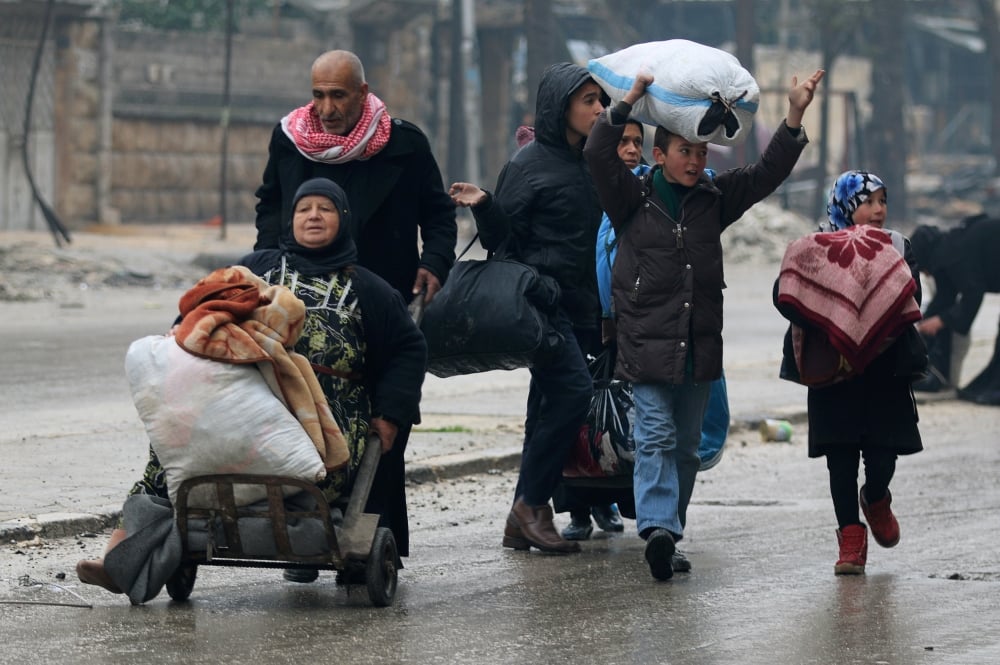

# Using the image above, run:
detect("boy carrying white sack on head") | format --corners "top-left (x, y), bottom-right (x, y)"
top-left (583, 68), bottom-right (824, 581)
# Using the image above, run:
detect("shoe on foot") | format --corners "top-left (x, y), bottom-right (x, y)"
top-left (860, 485), bottom-right (900, 548)
top-left (644, 529), bottom-right (676, 581)
top-left (561, 515), bottom-right (594, 541)
top-left (509, 497), bottom-right (581, 553)
top-left (591, 504), bottom-right (625, 532)
top-left (283, 568), bottom-right (319, 583)
top-left (834, 524), bottom-right (868, 575)
top-left (502, 512), bottom-right (531, 551)
top-left (76, 559), bottom-right (123, 594)
top-left (672, 550), bottom-right (692, 573)
top-left (912, 369), bottom-right (948, 393)
top-left (335, 562), bottom-right (366, 586)
top-left (971, 389), bottom-right (1000, 406)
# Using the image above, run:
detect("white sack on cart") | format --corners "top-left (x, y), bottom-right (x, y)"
top-left (125, 334), bottom-right (327, 508)
top-left (588, 39), bottom-right (759, 146)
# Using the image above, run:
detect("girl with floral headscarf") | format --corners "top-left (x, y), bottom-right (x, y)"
top-left (825, 170), bottom-right (887, 231)
top-left (774, 169), bottom-right (927, 576)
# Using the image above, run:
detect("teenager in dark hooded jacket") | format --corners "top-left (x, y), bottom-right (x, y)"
top-left (449, 63), bottom-right (607, 554)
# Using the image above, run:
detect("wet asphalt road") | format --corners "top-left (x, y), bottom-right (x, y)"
top-left (2, 397), bottom-right (999, 665)
top-left (2, 257), bottom-right (1000, 664)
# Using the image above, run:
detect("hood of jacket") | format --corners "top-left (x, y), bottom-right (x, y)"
top-left (533, 62), bottom-right (603, 150)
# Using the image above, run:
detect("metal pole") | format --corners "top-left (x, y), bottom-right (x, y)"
top-left (219, 0), bottom-right (234, 240)
top-left (97, 6), bottom-right (115, 224)
top-left (460, 0), bottom-right (480, 186)
top-left (447, 0), bottom-right (466, 181)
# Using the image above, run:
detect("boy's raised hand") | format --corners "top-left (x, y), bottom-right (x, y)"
top-left (623, 72), bottom-right (654, 106)
top-left (786, 69), bottom-right (825, 128)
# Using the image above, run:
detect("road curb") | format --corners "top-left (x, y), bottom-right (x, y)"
top-left (1, 510), bottom-right (121, 543)
top-left (0, 413), bottom-right (805, 544)
top-left (0, 453), bottom-right (525, 544)
top-left (406, 451), bottom-right (522, 485)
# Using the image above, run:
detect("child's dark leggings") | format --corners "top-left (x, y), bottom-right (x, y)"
top-left (825, 448), bottom-right (897, 529)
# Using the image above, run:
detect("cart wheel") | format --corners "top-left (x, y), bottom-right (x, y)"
top-left (365, 527), bottom-right (398, 607)
top-left (166, 564), bottom-right (198, 602)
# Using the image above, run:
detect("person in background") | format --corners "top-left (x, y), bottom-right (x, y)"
top-left (253, 51), bottom-right (456, 573)
top-left (910, 215), bottom-right (1000, 405)
top-left (584, 69), bottom-right (824, 581)
top-left (449, 62), bottom-right (607, 554)
top-left (775, 170), bottom-right (926, 575)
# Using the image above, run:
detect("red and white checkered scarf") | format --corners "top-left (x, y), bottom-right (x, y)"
top-left (281, 93), bottom-right (392, 164)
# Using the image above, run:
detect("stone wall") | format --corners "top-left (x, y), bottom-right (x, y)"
top-left (110, 119), bottom-right (269, 224)
top-left (56, 9), bottom-right (445, 227)
top-left (55, 16), bottom-right (105, 224)
top-left (105, 28), bottom-right (316, 225)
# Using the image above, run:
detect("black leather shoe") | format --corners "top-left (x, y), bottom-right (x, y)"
top-left (591, 504), bottom-right (625, 532)
top-left (283, 568), bottom-right (319, 583)
top-left (644, 529), bottom-right (675, 581)
top-left (913, 370), bottom-right (947, 392)
top-left (969, 390), bottom-right (1000, 406)
top-left (561, 516), bottom-right (594, 541)
top-left (672, 550), bottom-right (692, 573)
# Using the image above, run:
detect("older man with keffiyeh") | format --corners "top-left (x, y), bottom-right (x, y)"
top-left (254, 50), bottom-right (457, 306)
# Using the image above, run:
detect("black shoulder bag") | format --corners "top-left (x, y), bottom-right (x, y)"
top-left (421, 235), bottom-right (563, 378)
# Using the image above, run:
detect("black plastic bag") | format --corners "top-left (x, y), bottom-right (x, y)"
top-left (563, 349), bottom-right (635, 482)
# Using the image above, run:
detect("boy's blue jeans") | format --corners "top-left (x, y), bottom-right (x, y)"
top-left (632, 381), bottom-right (711, 539)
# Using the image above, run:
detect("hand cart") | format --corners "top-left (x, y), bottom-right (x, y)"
top-left (165, 433), bottom-right (397, 607)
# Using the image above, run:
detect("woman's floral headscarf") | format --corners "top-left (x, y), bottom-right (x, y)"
top-left (826, 170), bottom-right (886, 230)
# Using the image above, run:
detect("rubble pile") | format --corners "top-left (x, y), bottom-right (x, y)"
top-left (721, 200), bottom-right (815, 265)
top-left (0, 239), bottom-right (197, 302)
top-left (2, 192), bottom-right (948, 304)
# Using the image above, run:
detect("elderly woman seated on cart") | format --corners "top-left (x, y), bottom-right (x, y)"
top-left (76, 178), bottom-right (427, 603)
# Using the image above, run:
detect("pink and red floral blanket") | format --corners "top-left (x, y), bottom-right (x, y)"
top-left (777, 225), bottom-right (921, 373)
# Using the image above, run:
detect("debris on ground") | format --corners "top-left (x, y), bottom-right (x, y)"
top-left (0, 224), bottom-right (254, 303)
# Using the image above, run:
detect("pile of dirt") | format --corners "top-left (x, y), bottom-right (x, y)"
top-left (0, 241), bottom-right (196, 302)
top-left (0, 224), bottom-right (254, 303)
top-left (721, 200), bottom-right (815, 265)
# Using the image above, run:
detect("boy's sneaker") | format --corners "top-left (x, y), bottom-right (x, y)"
top-left (834, 524), bottom-right (868, 575)
top-left (644, 529), bottom-right (676, 581)
top-left (860, 485), bottom-right (900, 548)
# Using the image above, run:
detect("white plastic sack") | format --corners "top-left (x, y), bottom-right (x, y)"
top-left (588, 39), bottom-right (759, 146)
top-left (124, 335), bottom-right (326, 509)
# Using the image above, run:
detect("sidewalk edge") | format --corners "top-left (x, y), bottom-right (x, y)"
top-left (1, 412), bottom-right (807, 542)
